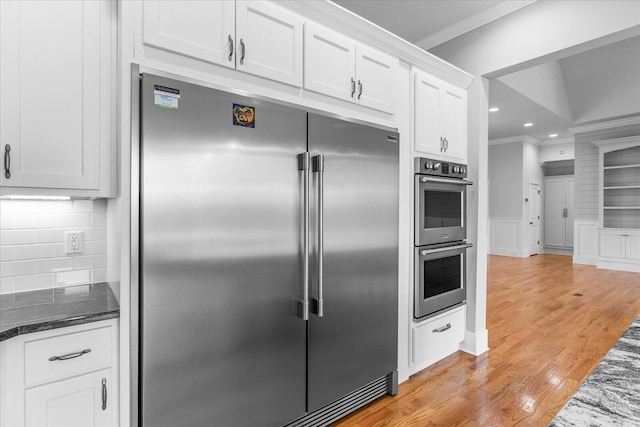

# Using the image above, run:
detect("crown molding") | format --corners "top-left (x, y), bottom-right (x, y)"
top-left (415, 1), bottom-right (538, 51)
top-left (568, 116), bottom-right (640, 134)
top-left (539, 136), bottom-right (574, 146)
top-left (280, 0), bottom-right (474, 88)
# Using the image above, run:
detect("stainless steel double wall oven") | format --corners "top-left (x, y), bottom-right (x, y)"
top-left (414, 157), bottom-right (472, 320)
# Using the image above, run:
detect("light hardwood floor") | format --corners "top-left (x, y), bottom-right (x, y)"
top-left (333, 254), bottom-right (640, 426)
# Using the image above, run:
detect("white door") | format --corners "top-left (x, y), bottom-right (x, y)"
top-left (304, 22), bottom-right (355, 101)
top-left (544, 179), bottom-right (566, 247)
top-left (0, 0), bottom-right (102, 190)
top-left (626, 235), bottom-right (640, 260)
top-left (600, 231), bottom-right (626, 258)
top-left (414, 71), bottom-right (442, 155)
top-left (528, 183), bottom-right (541, 255)
top-left (440, 84), bottom-right (467, 162)
top-left (354, 44), bottom-right (397, 113)
top-left (235, 1), bottom-right (303, 87)
top-left (142, 0), bottom-right (235, 67)
top-left (25, 369), bottom-right (112, 427)
top-left (565, 179), bottom-right (575, 247)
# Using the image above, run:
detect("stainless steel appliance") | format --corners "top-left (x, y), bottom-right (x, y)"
top-left (414, 157), bottom-right (472, 320)
top-left (133, 73), bottom-right (399, 427)
top-left (414, 157), bottom-right (470, 246)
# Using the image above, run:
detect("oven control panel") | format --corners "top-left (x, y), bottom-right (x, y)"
top-left (415, 157), bottom-right (467, 179)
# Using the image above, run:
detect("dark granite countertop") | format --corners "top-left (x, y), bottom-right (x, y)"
top-left (0, 282), bottom-right (119, 342)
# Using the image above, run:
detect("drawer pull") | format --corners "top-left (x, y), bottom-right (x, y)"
top-left (48, 348), bottom-right (91, 361)
top-left (102, 378), bottom-right (108, 410)
top-left (433, 323), bottom-right (452, 333)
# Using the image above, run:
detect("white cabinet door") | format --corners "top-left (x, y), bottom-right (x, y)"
top-left (25, 368), bottom-right (112, 427)
top-left (414, 70), bottom-right (467, 162)
top-left (414, 71), bottom-right (442, 155)
top-left (627, 234), bottom-right (640, 260)
top-left (544, 179), bottom-right (567, 247)
top-left (304, 22), bottom-right (356, 102)
top-left (565, 179), bottom-right (575, 247)
top-left (236, 1), bottom-right (303, 87)
top-left (354, 44), bottom-right (397, 112)
top-left (441, 84), bottom-right (467, 162)
top-left (0, 0), bottom-right (108, 190)
top-left (600, 231), bottom-right (626, 258)
top-left (142, 0), bottom-right (235, 68)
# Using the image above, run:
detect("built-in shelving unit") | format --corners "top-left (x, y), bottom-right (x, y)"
top-left (593, 136), bottom-right (640, 272)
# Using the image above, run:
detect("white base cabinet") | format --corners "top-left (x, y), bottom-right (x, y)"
top-left (411, 306), bottom-right (465, 373)
top-left (0, 320), bottom-right (118, 427)
top-left (544, 177), bottom-right (575, 248)
top-left (598, 228), bottom-right (640, 272)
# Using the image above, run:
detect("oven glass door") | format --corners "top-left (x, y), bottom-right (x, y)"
top-left (415, 244), bottom-right (468, 320)
top-left (415, 176), bottom-right (468, 246)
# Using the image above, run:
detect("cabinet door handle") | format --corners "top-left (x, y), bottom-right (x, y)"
top-left (239, 38), bottom-right (245, 65)
top-left (357, 80), bottom-right (363, 99)
top-left (102, 378), bottom-right (107, 410)
top-left (48, 348), bottom-right (91, 361)
top-left (4, 144), bottom-right (10, 179)
top-left (351, 78), bottom-right (356, 98)
top-left (443, 138), bottom-right (449, 152)
top-left (440, 137), bottom-right (444, 152)
top-left (228, 34), bottom-right (233, 61)
top-left (433, 323), bottom-right (452, 333)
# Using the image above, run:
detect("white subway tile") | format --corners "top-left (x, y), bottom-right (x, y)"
top-left (0, 277), bottom-right (15, 294)
top-left (1, 230), bottom-right (36, 245)
top-left (55, 213), bottom-right (90, 228)
top-left (54, 244), bottom-right (67, 257)
top-left (14, 273), bottom-right (54, 292)
top-left (92, 268), bottom-right (107, 283)
top-left (72, 200), bottom-right (94, 213)
top-left (0, 246), bottom-right (15, 262)
top-left (34, 258), bottom-right (73, 274)
top-left (79, 227), bottom-right (107, 242)
top-left (15, 244), bottom-right (56, 261)
top-left (0, 262), bottom-right (15, 278)
top-left (73, 254), bottom-right (107, 270)
top-left (36, 229), bottom-right (65, 243)
top-left (56, 269), bottom-right (91, 286)
top-left (91, 241), bottom-right (107, 255)
top-left (0, 214), bottom-right (15, 230)
top-left (0, 200), bottom-right (72, 213)
top-left (11, 260), bottom-right (35, 276)
top-left (14, 213), bottom-right (55, 229)
top-left (90, 213), bottom-right (107, 227)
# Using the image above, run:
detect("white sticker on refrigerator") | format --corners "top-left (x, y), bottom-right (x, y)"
top-left (154, 85), bottom-right (180, 110)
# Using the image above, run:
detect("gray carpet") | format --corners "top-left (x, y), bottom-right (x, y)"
top-left (549, 315), bottom-right (640, 426)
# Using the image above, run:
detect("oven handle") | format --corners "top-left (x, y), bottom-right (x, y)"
top-left (420, 243), bottom-right (473, 256)
top-left (419, 176), bottom-right (473, 186)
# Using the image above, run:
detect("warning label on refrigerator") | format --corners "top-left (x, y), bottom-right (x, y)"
top-left (233, 104), bottom-right (255, 128)
top-left (154, 85), bottom-right (180, 110)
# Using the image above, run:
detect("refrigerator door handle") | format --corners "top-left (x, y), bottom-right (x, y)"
top-left (312, 154), bottom-right (325, 317)
top-left (298, 153), bottom-right (310, 320)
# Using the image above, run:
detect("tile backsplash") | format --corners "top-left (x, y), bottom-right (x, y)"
top-left (0, 199), bottom-right (107, 294)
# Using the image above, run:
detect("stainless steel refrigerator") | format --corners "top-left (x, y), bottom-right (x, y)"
top-left (136, 73), bottom-right (399, 427)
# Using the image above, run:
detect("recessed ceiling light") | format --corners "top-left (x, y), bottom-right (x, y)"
top-left (549, 133), bottom-right (558, 138)
top-left (523, 122), bottom-right (533, 127)
top-left (489, 107), bottom-right (499, 112)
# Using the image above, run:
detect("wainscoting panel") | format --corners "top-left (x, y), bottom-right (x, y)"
top-left (490, 219), bottom-right (525, 257)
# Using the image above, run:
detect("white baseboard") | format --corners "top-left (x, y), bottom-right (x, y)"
top-left (574, 255), bottom-right (597, 265)
top-left (597, 259), bottom-right (640, 273)
top-left (542, 246), bottom-right (573, 256)
top-left (460, 329), bottom-right (489, 356)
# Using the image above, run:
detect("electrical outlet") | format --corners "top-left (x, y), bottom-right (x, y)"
top-left (65, 231), bottom-right (84, 254)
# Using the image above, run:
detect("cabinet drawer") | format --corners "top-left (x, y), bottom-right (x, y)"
top-left (412, 307), bottom-right (465, 364)
top-left (24, 325), bottom-right (112, 386)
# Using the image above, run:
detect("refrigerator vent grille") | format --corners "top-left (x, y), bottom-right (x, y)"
top-left (286, 375), bottom-right (390, 427)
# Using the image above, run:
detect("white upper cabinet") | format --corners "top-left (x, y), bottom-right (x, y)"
top-left (142, 0), bottom-right (235, 69)
top-left (0, 0), bottom-right (115, 195)
top-left (141, 0), bottom-right (304, 87)
top-left (304, 23), bottom-right (398, 113)
top-left (414, 69), bottom-right (467, 162)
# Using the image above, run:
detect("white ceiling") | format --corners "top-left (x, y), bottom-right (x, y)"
top-left (332, 0), bottom-right (640, 143)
